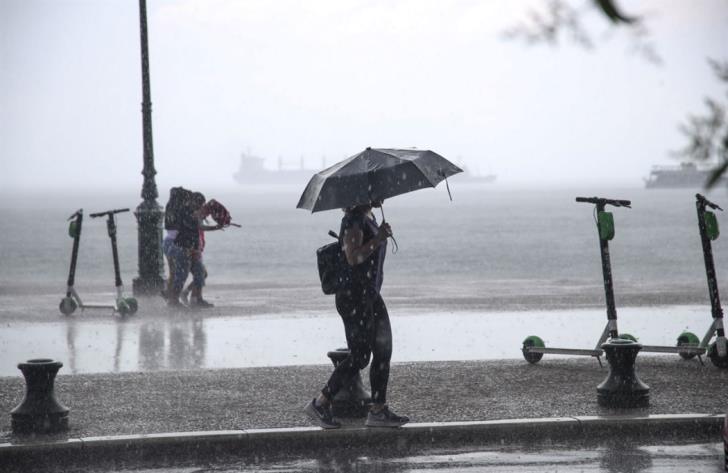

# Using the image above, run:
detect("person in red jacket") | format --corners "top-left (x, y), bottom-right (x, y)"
top-left (181, 198), bottom-right (232, 308)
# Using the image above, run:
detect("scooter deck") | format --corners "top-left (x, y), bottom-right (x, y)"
top-left (640, 345), bottom-right (706, 355)
top-left (525, 347), bottom-right (603, 357)
top-left (81, 304), bottom-right (116, 310)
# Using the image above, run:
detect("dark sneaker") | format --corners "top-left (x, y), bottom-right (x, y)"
top-left (365, 405), bottom-right (409, 428)
top-left (191, 299), bottom-right (214, 309)
top-left (304, 399), bottom-right (340, 429)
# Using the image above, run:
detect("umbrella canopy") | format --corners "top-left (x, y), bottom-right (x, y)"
top-left (296, 148), bottom-right (462, 212)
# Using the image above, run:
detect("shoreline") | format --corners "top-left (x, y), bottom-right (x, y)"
top-left (0, 279), bottom-right (711, 323)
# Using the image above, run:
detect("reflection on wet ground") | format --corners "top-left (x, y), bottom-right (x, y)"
top-left (0, 305), bottom-right (712, 376)
top-left (82, 441), bottom-right (723, 473)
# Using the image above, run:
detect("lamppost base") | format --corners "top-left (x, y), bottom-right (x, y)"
top-left (133, 199), bottom-right (164, 297)
top-left (132, 276), bottom-right (165, 296)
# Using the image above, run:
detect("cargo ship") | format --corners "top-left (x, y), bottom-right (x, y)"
top-left (644, 162), bottom-right (726, 189)
top-left (233, 152), bottom-right (317, 186)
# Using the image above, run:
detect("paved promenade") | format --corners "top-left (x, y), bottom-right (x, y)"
top-left (0, 355), bottom-right (725, 471)
top-left (1, 356), bottom-right (726, 437)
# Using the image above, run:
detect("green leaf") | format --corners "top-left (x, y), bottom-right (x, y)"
top-left (595, 0), bottom-right (638, 24)
top-left (705, 160), bottom-right (728, 189)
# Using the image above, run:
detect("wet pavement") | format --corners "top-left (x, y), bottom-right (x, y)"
top-left (100, 441), bottom-right (724, 473)
top-left (0, 300), bottom-right (715, 376)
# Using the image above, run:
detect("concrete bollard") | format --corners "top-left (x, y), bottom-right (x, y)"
top-left (11, 359), bottom-right (69, 434)
top-left (597, 338), bottom-right (650, 408)
top-left (327, 348), bottom-right (371, 418)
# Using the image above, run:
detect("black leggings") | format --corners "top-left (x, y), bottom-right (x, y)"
top-left (322, 291), bottom-right (392, 404)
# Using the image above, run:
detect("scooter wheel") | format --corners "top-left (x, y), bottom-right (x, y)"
top-left (618, 333), bottom-right (638, 342)
top-left (125, 297), bottom-right (138, 315)
top-left (116, 299), bottom-right (131, 317)
top-left (59, 297), bottom-right (77, 316)
top-left (522, 336), bottom-right (545, 364)
top-left (708, 341), bottom-right (728, 369)
top-left (676, 331), bottom-right (699, 360)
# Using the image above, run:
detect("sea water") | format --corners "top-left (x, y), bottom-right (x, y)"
top-left (1, 185), bottom-right (726, 301)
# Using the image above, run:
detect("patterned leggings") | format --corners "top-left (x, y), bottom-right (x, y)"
top-left (322, 291), bottom-right (392, 404)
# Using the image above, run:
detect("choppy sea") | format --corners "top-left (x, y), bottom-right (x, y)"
top-left (1, 184), bottom-right (726, 302)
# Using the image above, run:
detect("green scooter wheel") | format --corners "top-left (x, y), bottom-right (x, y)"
top-left (676, 331), bottom-right (699, 360)
top-left (708, 341), bottom-right (728, 369)
top-left (125, 297), bottom-right (138, 315)
top-left (59, 297), bottom-right (77, 316)
top-left (116, 299), bottom-right (131, 317)
top-left (618, 333), bottom-right (637, 342)
top-left (522, 336), bottom-right (545, 364)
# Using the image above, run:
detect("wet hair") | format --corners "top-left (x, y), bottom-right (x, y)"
top-left (345, 204), bottom-right (370, 215)
top-left (165, 186), bottom-right (194, 229)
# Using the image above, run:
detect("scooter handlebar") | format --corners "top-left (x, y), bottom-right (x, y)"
top-left (575, 197), bottom-right (631, 208)
top-left (696, 193), bottom-right (723, 211)
top-left (67, 209), bottom-right (83, 221)
top-left (90, 208), bottom-right (130, 218)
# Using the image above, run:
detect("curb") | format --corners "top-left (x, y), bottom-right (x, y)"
top-left (0, 414), bottom-right (723, 471)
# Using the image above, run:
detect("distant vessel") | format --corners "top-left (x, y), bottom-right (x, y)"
top-left (644, 162), bottom-right (727, 189)
top-left (450, 165), bottom-right (497, 185)
top-left (233, 151), bottom-right (317, 186)
top-left (233, 151), bottom-right (497, 186)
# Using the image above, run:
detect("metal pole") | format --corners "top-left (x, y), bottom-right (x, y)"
top-left (132, 0), bottom-right (164, 295)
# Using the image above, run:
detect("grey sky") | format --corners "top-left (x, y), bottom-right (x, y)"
top-left (2, 0), bottom-right (727, 192)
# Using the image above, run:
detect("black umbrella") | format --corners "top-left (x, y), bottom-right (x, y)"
top-left (296, 148), bottom-right (462, 213)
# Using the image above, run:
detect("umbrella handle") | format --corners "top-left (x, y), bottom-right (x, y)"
top-left (378, 205), bottom-right (398, 254)
top-left (389, 234), bottom-right (399, 254)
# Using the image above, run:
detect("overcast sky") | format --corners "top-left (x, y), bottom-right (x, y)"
top-left (2, 0), bottom-right (727, 192)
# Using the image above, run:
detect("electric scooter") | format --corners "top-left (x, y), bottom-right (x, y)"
top-left (59, 209), bottom-right (86, 315)
top-left (637, 194), bottom-right (727, 367)
top-left (59, 208), bottom-right (138, 317)
top-left (90, 208), bottom-right (138, 317)
top-left (522, 196), bottom-right (635, 365)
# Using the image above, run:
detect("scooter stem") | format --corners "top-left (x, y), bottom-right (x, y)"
top-left (66, 210), bottom-right (83, 291)
top-left (596, 202), bottom-right (618, 337)
top-left (696, 195), bottom-right (724, 321)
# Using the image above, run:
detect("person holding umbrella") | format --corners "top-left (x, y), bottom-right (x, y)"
top-left (304, 199), bottom-right (408, 429)
top-left (299, 147), bottom-right (462, 429)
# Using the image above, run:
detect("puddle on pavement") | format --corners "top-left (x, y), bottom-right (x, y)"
top-left (0, 305), bottom-right (712, 376)
top-left (73, 441), bottom-right (724, 473)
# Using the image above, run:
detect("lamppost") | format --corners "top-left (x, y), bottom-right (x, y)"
top-left (132, 0), bottom-right (164, 296)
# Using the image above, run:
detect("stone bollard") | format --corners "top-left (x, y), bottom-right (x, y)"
top-left (597, 338), bottom-right (650, 408)
top-left (11, 359), bottom-right (70, 434)
top-left (327, 348), bottom-right (371, 418)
